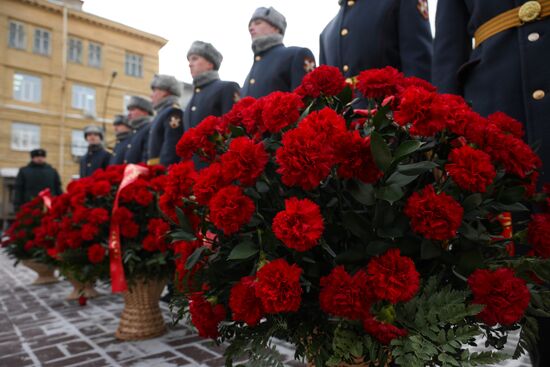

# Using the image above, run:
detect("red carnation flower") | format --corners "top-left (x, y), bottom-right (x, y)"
top-left (528, 213), bottom-right (550, 258)
top-left (260, 92), bottom-right (304, 133)
top-left (319, 266), bottom-right (372, 320)
top-left (159, 161), bottom-right (197, 221)
top-left (295, 65), bottom-right (347, 98)
top-left (398, 76), bottom-right (437, 93)
top-left (336, 132), bottom-right (383, 184)
top-left (81, 223), bottom-right (99, 241)
top-left (194, 163), bottom-right (229, 206)
top-left (113, 207), bottom-right (139, 238)
top-left (208, 185), bottom-right (255, 235)
top-left (221, 137), bottom-right (269, 186)
top-left (488, 111), bottom-right (525, 138)
top-left (176, 116), bottom-right (221, 161)
top-left (404, 185), bottom-right (464, 241)
top-left (276, 108), bottom-right (346, 190)
top-left (362, 316), bottom-right (408, 345)
top-left (467, 268), bottom-right (530, 326)
top-left (272, 197), bottom-right (324, 252)
top-left (356, 66), bottom-right (404, 100)
top-left (174, 239), bottom-right (204, 289)
top-left (394, 86), bottom-right (449, 136)
top-left (90, 180), bottom-right (112, 197)
top-left (189, 293), bottom-right (226, 339)
top-left (221, 97), bottom-right (262, 137)
top-left (87, 243), bottom-right (105, 264)
top-left (255, 259), bottom-right (303, 313)
top-left (366, 249), bottom-right (420, 304)
top-left (445, 145), bottom-right (496, 193)
top-left (229, 276), bottom-right (264, 326)
top-left (143, 218), bottom-right (170, 252)
top-left (89, 208), bottom-right (109, 224)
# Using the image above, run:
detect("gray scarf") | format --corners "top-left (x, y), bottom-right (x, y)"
top-left (129, 116), bottom-right (151, 130)
top-left (193, 70), bottom-right (220, 87)
top-left (154, 95), bottom-right (180, 111)
top-left (252, 34), bottom-right (284, 54)
top-left (116, 130), bottom-right (131, 141)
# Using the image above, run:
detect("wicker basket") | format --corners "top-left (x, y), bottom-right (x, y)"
top-left (66, 277), bottom-right (100, 300)
top-left (115, 278), bottom-right (167, 340)
top-left (21, 260), bottom-right (58, 285)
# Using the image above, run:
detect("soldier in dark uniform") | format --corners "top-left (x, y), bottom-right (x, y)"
top-left (433, 2), bottom-right (550, 365)
top-left (14, 149), bottom-right (62, 211)
top-left (124, 96), bottom-right (154, 164)
top-left (185, 41), bottom-right (240, 135)
top-left (320, 0), bottom-right (433, 82)
top-left (79, 125), bottom-right (111, 178)
top-left (147, 74), bottom-right (183, 166)
top-left (242, 6), bottom-right (316, 98)
top-left (109, 114), bottom-right (132, 165)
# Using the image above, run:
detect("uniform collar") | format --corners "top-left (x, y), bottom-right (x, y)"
top-left (88, 144), bottom-right (103, 152)
top-left (193, 70), bottom-right (220, 88)
top-left (252, 34), bottom-right (284, 55)
top-left (116, 130), bottom-right (131, 141)
top-left (154, 95), bottom-right (179, 111)
top-left (129, 115), bottom-right (151, 130)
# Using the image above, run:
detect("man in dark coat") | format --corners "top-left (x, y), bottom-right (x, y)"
top-left (14, 149), bottom-right (62, 211)
top-left (147, 74), bottom-right (184, 166)
top-left (79, 125), bottom-right (111, 177)
top-left (109, 114), bottom-right (132, 165)
top-left (185, 41), bottom-right (240, 161)
top-left (433, 2), bottom-right (550, 365)
top-left (433, 0), bottom-right (549, 184)
top-left (242, 6), bottom-right (316, 98)
top-left (124, 96), bottom-right (154, 164)
top-left (319, 0), bottom-right (432, 82)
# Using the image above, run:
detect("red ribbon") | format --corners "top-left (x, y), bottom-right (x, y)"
top-left (38, 188), bottom-right (52, 209)
top-left (497, 212), bottom-right (515, 257)
top-left (109, 164), bottom-right (149, 293)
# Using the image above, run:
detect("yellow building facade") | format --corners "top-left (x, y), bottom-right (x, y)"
top-left (0, 0), bottom-right (166, 223)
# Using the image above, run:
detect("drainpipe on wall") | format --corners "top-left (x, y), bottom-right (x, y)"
top-left (59, 5), bottom-right (68, 179)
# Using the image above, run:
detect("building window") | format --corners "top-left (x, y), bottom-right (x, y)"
top-left (33, 28), bottom-right (51, 55)
top-left (123, 95), bottom-right (132, 110)
top-left (125, 52), bottom-right (143, 77)
top-left (71, 84), bottom-right (96, 115)
top-left (8, 21), bottom-right (26, 50)
top-left (13, 73), bottom-right (42, 103)
top-left (71, 130), bottom-right (88, 156)
top-left (11, 123), bottom-right (40, 152)
top-left (68, 37), bottom-right (83, 63)
top-left (88, 42), bottom-right (101, 68)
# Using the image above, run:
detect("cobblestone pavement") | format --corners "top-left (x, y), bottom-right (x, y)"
top-left (0, 252), bottom-right (532, 367)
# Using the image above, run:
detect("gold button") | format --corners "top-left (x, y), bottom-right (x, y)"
top-left (345, 77), bottom-right (353, 84)
top-left (191, 106), bottom-right (197, 111)
top-left (343, 65), bottom-right (349, 72)
top-left (347, 0), bottom-right (355, 6)
top-left (195, 87), bottom-right (201, 93)
top-left (519, 1), bottom-right (542, 23)
top-left (250, 78), bottom-right (256, 85)
top-left (340, 28), bottom-right (349, 36)
top-left (532, 89), bottom-right (545, 100)
top-left (528, 32), bottom-right (540, 41)
top-left (127, 144), bottom-right (131, 148)
top-left (87, 163), bottom-right (91, 167)
top-left (255, 55), bottom-right (261, 61)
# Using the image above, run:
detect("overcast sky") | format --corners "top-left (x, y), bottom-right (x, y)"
top-left (82, 0), bottom-right (438, 85)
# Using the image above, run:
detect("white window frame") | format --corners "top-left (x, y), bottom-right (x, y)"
top-left (71, 84), bottom-right (96, 116)
top-left (71, 129), bottom-right (88, 156)
top-left (123, 95), bottom-right (132, 111)
top-left (11, 123), bottom-right (41, 152)
top-left (13, 72), bottom-right (42, 103)
top-left (68, 37), bottom-right (83, 63)
top-left (88, 42), bottom-right (102, 68)
top-left (8, 21), bottom-right (26, 50)
top-left (125, 52), bottom-right (143, 78)
top-left (33, 28), bottom-right (51, 55)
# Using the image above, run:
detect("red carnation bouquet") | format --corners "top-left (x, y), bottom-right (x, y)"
top-left (167, 65), bottom-right (549, 366)
top-left (2, 196), bottom-right (54, 265)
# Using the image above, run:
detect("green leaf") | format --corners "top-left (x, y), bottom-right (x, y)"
top-left (386, 172), bottom-right (418, 187)
top-left (229, 124), bottom-right (246, 137)
top-left (170, 230), bottom-right (197, 242)
top-left (337, 85), bottom-right (353, 106)
top-left (372, 105), bottom-right (391, 130)
top-left (365, 241), bottom-right (391, 256)
top-left (376, 184), bottom-right (404, 204)
top-left (342, 211), bottom-right (372, 239)
top-left (255, 180), bottom-right (270, 193)
top-left (227, 241), bottom-right (258, 260)
top-left (185, 246), bottom-right (207, 270)
top-left (421, 239), bottom-right (442, 259)
top-left (499, 186), bottom-right (526, 204)
top-left (370, 131), bottom-right (392, 172)
top-left (321, 241), bottom-right (337, 258)
top-left (394, 140), bottom-right (423, 161)
top-left (489, 202), bottom-right (529, 212)
top-left (347, 180), bottom-right (375, 206)
top-left (397, 161), bottom-right (438, 176)
top-left (175, 207), bottom-right (194, 234)
top-left (463, 193), bottom-right (483, 212)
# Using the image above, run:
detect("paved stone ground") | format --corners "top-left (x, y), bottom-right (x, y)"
top-left (0, 251), bottom-right (532, 367)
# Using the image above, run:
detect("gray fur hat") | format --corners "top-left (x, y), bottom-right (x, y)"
top-left (83, 125), bottom-right (104, 140)
top-left (250, 7), bottom-right (287, 35)
top-left (150, 74), bottom-right (181, 97)
top-left (127, 96), bottom-right (154, 115)
top-left (113, 114), bottom-right (130, 126)
top-left (187, 41), bottom-right (223, 70)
